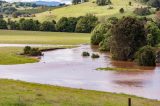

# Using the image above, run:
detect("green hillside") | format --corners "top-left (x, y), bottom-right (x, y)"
top-left (33, 0), bottom-right (147, 22)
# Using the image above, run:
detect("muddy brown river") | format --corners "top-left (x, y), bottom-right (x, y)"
top-left (0, 44), bottom-right (160, 100)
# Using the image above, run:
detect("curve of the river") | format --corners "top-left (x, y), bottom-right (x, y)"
top-left (0, 44), bottom-right (160, 100)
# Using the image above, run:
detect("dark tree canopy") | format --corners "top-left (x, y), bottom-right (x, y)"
top-left (111, 17), bottom-right (146, 61)
top-left (0, 19), bottom-right (7, 29)
top-left (20, 19), bottom-right (40, 31)
top-left (76, 14), bottom-right (98, 33)
top-left (40, 21), bottom-right (55, 32)
top-left (56, 17), bottom-right (78, 32)
top-left (135, 45), bottom-right (156, 66)
top-left (146, 22), bottom-right (160, 46)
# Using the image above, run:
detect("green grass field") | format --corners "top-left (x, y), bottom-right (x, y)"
top-left (34, 0), bottom-right (147, 22)
top-left (0, 30), bottom-right (90, 45)
top-left (0, 30), bottom-right (90, 64)
top-left (0, 79), bottom-right (159, 106)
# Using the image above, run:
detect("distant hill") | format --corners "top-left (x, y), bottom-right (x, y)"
top-left (34, 0), bottom-right (148, 22)
top-left (34, 1), bottom-right (61, 6)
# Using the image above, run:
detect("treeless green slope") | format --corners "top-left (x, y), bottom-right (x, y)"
top-left (34, 0), bottom-right (145, 22)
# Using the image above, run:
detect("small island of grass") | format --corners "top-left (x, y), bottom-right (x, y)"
top-left (96, 67), bottom-right (141, 71)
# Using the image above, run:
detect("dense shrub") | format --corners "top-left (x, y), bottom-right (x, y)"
top-left (135, 46), bottom-right (156, 66)
top-left (40, 21), bottom-right (55, 31)
top-left (23, 46), bottom-right (42, 56)
top-left (29, 48), bottom-right (42, 56)
top-left (111, 17), bottom-right (146, 61)
top-left (76, 14), bottom-right (98, 33)
top-left (146, 22), bottom-right (160, 46)
top-left (82, 51), bottom-right (90, 56)
top-left (91, 53), bottom-right (100, 58)
top-left (119, 8), bottom-right (124, 13)
top-left (23, 46), bottom-right (31, 55)
top-left (134, 7), bottom-right (151, 16)
top-left (0, 19), bottom-right (7, 29)
top-left (91, 23), bottom-right (111, 45)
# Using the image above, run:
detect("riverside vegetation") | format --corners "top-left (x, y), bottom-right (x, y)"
top-left (0, 0), bottom-right (160, 105)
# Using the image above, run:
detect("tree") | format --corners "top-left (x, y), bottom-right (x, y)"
top-left (91, 23), bottom-right (111, 45)
top-left (119, 8), bottom-right (124, 13)
top-left (146, 22), bottom-right (160, 46)
top-left (40, 21), bottom-right (55, 31)
top-left (76, 14), bottom-right (98, 33)
top-left (8, 21), bottom-right (20, 30)
top-left (111, 17), bottom-right (146, 61)
top-left (20, 19), bottom-right (40, 31)
top-left (56, 17), bottom-right (69, 32)
top-left (67, 17), bottom-right (78, 32)
top-left (0, 19), bottom-right (7, 29)
top-left (135, 46), bottom-right (156, 66)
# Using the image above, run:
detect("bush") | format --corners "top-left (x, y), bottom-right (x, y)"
top-left (111, 17), bottom-right (146, 61)
top-left (135, 46), bottom-right (156, 66)
top-left (134, 7), bottom-right (151, 16)
top-left (82, 51), bottom-right (90, 56)
top-left (23, 46), bottom-right (31, 55)
top-left (91, 53), bottom-right (100, 58)
top-left (119, 8), bottom-right (124, 13)
top-left (23, 46), bottom-right (42, 56)
top-left (29, 48), bottom-right (42, 56)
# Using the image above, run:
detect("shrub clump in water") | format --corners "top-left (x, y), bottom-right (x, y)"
top-left (23, 46), bottom-right (42, 56)
top-left (82, 51), bottom-right (90, 56)
top-left (91, 53), bottom-right (100, 58)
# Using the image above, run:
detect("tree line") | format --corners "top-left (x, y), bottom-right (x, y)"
top-left (0, 14), bottom-right (98, 33)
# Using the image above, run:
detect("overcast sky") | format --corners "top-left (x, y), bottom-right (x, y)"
top-left (4, 0), bottom-right (71, 4)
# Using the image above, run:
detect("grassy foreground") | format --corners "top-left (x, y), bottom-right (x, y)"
top-left (0, 30), bottom-right (90, 45)
top-left (0, 79), bottom-right (159, 106)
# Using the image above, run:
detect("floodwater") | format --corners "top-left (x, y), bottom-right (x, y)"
top-left (0, 44), bottom-right (160, 100)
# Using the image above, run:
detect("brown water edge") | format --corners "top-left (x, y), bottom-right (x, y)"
top-left (91, 45), bottom-right (156, 71)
